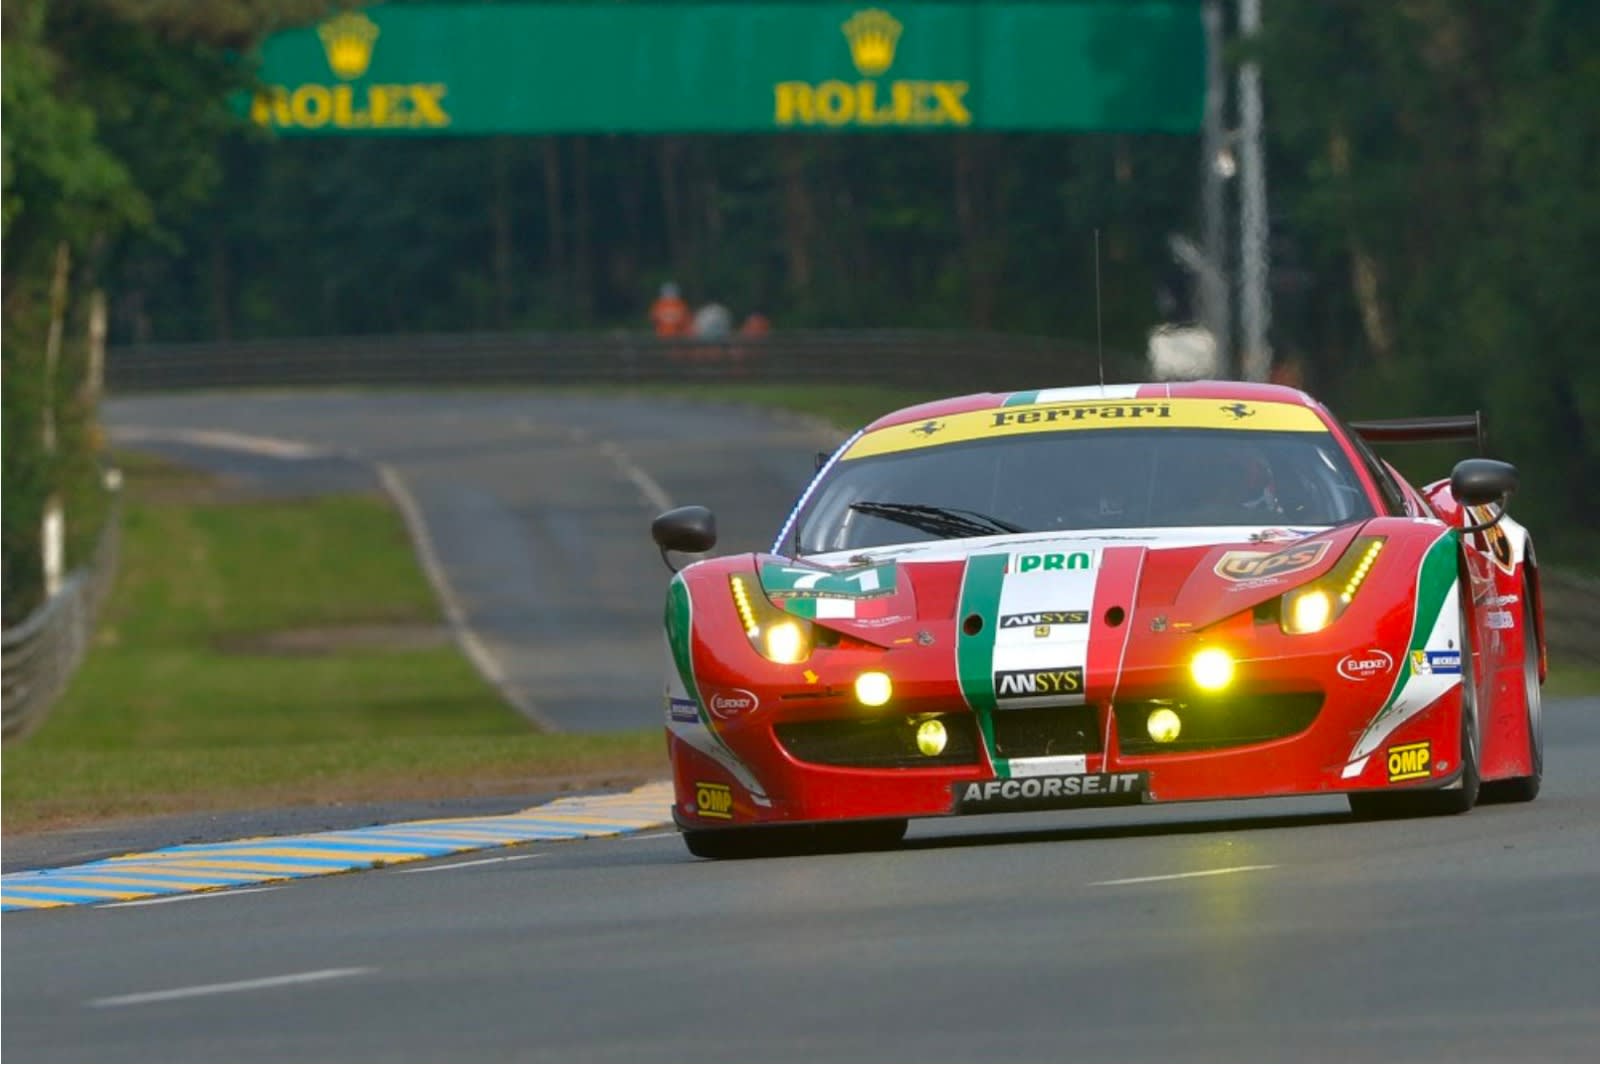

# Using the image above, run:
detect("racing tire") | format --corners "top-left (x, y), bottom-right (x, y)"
top-left (1349, 586), bottom-right (1481, 819)
top-left (1479, 586), bottom-right (1543, 804)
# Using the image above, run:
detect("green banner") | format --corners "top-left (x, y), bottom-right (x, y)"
top-left (250, 2), bottom-right (1204, 135)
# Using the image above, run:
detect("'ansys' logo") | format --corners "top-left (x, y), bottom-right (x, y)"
top-left (318, 12), bottom-right (379, 80)
top-left (842, 9), bottom-right (902, 76)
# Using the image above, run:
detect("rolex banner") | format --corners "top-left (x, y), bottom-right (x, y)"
top-left (248, 2), bottom-right (1204, 135)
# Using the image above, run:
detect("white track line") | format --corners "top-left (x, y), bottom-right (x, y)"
top-left (376, 462), bottom-right (555, 731)
top-left (396, 854), bottom-right (545, 875)
top-left (100, 887), bottom-right (279, 909)
top-left (111, 426), bottom-right (328, 460)
top-left (566, 426), bottom-right (674, 512)
top-left (1090, 864), bottom-right (1277, 887)
top-left (90, 968), bottom-right (374, 1008)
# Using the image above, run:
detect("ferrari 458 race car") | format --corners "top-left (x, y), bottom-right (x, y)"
top-left (651, 382), bottom-right (1544, 859)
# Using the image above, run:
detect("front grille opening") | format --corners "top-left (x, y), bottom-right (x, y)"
top-left (775, 713), bottom-right (980, 768)
top-left (991, 705), bottom-right (1101, 760)
top-left (1115, 693), bottom-right (1322, 755)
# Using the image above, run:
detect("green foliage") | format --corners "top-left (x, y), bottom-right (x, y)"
top-left (1257, 0), bottom-right (1600, 549)
top-left (3, 460), bottom-right (662, 829)
top-left (2, 0), bottom-right (337, 618)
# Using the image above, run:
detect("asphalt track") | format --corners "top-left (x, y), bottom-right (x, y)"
top-left (4, 697), bottom-right (1597, 1061)
top-left (6, 389), bottom-right (1598, 1060)
top-left (101, 389), bottom-right (839, 733)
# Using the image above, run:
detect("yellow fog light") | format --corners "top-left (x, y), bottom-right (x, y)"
top-left (1190, 647), bottom-right (1235, 691)
top-left (1147, 708), bottom-right (1182, 743)
top-left (1286, 589), bottom-right (1333, 634)
top-left (763, 621), bottom-right (807, 664)
top-left (916, 718), bottom-right (948, 756)
top-left (855, 670), bottom-right (893, 707)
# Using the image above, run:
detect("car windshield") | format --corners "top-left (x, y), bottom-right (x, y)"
top-left (793, 427), bottom-right (1373, 554)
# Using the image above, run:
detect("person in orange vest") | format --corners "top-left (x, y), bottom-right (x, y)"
top-left (649, 282), bottom-right (691, 338)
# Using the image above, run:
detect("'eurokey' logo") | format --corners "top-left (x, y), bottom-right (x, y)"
top-left (1337, 649), bottom-right (1393, 681)
top-left (708, 689), bottom-right (759, 718)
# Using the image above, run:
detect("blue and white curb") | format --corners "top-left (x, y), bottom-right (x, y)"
top-left (2, 781), bottom-right (673, 911)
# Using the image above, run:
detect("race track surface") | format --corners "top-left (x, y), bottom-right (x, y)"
top-left (4, 695), bottom-right (1597, 1062)
top-left (8, 389), bottom-right (1595, 1061)
top-left (103, 390), bottom-right (839, 733)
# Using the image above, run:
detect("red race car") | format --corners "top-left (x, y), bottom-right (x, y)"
top-left (651, 382), bottom-right (1544, 858)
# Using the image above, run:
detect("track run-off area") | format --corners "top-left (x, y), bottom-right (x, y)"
top-left (5, 390), bottom-right (1599, 1061)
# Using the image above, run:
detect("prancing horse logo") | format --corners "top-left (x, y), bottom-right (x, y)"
top-left (1220, 403), bottom-right (1256, 420)
top-left (910, 420), bottom-right (944, 437)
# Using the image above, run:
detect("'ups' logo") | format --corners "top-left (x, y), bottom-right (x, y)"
top-left (1214, 541), bottom-right (1331, 582)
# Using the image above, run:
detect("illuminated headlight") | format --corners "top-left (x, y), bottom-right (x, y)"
top-left (855, 670), bottom-right (893, 707)
top-left (1190, 648), bottom-right (1235, 691)
top-left (730, 575), bottom-right (815, 664)
top-left (764, 620), bottom-right (809, 664)
top-left (916, 718), bottom-right (947, 756)
top-left (1278, 537), bottom-right (1385, 635)
top-left (1284, 588), bottom-right (1333, 634)
top-left (1147, 708), bottom-right (1182, 743)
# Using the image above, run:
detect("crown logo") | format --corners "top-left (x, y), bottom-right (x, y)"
top-left (318, 12), bottom-right (379, 81)
top-left (842, 9), bottom-right (902, 77)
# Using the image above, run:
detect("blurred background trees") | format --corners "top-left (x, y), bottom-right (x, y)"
top-left (5, 0), bottom-right (1597, 605)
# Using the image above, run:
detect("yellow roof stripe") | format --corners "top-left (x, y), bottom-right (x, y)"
top-left (846, 397), bottom-right (1326, 460)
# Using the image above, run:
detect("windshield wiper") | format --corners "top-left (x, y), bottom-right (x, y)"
top-left (848, 501), bottom-right (1029, 540)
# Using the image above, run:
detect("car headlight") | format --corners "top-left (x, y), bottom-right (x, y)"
top-left (1279, 536), bottom-right (1385, 634)
top-left (730, 575), bottom-right (814, 663)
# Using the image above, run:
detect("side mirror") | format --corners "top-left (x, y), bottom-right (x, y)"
top-left (651, 506), bottom-right (717, 571)
top-left (1450, 459), bottom-right (1516, 533)
top-left (1450, 458), bottom-right (1517, 507)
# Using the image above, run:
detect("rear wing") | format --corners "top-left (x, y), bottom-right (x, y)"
top-left (1347, 412), bottom-right (1487, 453)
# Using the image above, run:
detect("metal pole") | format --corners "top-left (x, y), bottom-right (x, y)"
top-left (1238, 0), bottom-right (1272, 382)
top-left (1200, 0), bottom-right (1231, 377)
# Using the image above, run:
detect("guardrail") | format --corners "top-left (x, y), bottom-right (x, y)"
top-left (1, 493), bottom-right (123, 740)
top-left (1543, 568), bottom-right (1600, 668)
top-left (106, 329), bottom-right (1125, 394)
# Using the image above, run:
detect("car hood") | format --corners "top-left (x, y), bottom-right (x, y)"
top-left (762, 524), bottom-right (1362, 638)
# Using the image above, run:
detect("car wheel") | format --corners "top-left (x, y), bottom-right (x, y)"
top-left (1349, 585), bottom-right (1481, 819)
top-left (1480, 585), bottom-right (1543, 804)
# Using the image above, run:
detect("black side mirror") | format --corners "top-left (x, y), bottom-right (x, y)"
top-left (652, 506), bottom-right (717, 571)
top-left (1450, 459), bottom-right (1518, 507)
top-left (1450, 459), bottom-right (1517, 533)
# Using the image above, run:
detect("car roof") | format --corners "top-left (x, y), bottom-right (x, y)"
top-left (863, 381), bottom-right (1324, 432)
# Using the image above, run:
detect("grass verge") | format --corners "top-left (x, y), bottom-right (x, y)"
top-left (2, 454), bottom-right (663, 834)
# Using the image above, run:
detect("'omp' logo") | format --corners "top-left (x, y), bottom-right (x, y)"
top-left (318, 12), bottom-right (379, 80)
top-left (694, 781), bottom-right (734, 819)
top-left (1386, 741), bottom-right (1431, 782)
top-left (1214, 541), bottom-right (1331, 582)
top-left (994, 667), bottom-right (1083, 699)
